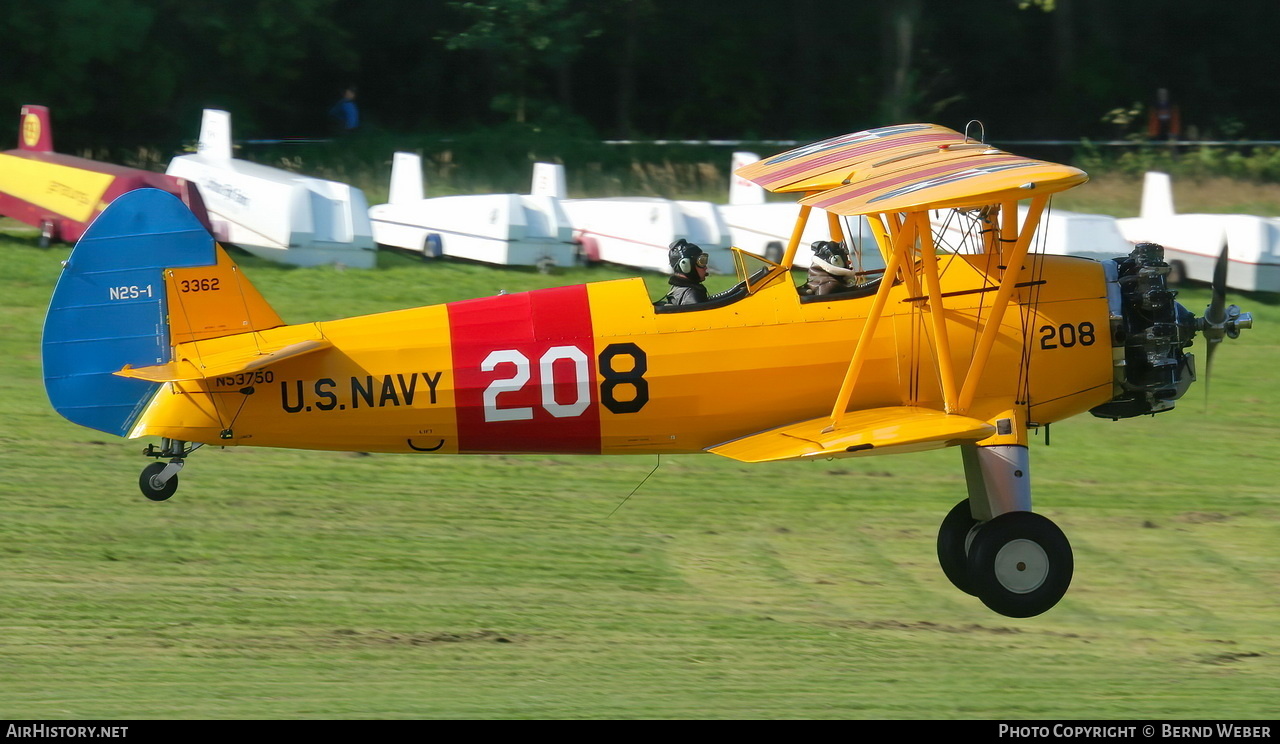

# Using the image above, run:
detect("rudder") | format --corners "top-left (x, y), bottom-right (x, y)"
top-left (43, 189), bottom-right (281, 437)
top-left (389, 152), bottom-right (424, 204)
top-left (1139, 171), bottom-right (1175, 220)
top-left (197, 109), bottom-right (233, 161)
top-left (18, 104), bottom-right (53, 152)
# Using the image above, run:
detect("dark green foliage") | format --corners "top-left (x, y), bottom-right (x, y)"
top-left (6, 1), bottom-right (1280, 151)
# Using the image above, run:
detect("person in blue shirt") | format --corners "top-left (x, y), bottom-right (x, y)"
top-left (329, 87), bottom-right (359, 134)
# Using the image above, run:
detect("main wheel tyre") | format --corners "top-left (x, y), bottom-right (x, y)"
top-left (967, 511), bottom-right (1072, 618)
top-left (764, 241), bottom-right (784, 264)
top-left (139, 462), bottom-right (178, 502)
top-left (937, 499), bottom-right (981, 596)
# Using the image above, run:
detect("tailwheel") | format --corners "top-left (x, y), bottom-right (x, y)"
top-left (138, 439), bottom-right (198, 501)
top-left (936, 499), bottom-right (980, 596)
top-left (966, 511), bottom-right (1072, 618)
top-left (139, 462), bottom-right (179, 501)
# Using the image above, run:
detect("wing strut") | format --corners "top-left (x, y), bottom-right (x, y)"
top-left (826, 194), bottom-right (1051, 425)
top-left (780, 203), bottom-right (813, 269)
top-left (914, 210), bottom-right (960, 412)
top-left (826, 209), bottom-right (845, 244)
top-left (826, 213), bottom-right (914, 430)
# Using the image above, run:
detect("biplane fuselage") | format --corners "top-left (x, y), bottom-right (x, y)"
top-left (48, 123), bottom-right (1245, 618)
top-left (128, 251), bottom-right (1112, 457)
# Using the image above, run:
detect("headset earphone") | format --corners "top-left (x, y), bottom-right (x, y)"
top-left (669, 239), bottom-right (707, 275)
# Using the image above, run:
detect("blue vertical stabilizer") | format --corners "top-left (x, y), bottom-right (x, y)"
top-left (42, 189), bottom-right (217, 437)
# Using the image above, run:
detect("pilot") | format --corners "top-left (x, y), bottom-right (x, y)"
top-left (799, 240), bottom-right (858, 296)
top-left (658, 238), bottom-right (710, 306)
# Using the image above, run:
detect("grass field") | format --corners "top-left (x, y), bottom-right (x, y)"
top-left (0, 228), bottom-right (1277, 720)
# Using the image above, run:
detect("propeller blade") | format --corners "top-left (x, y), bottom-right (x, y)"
top-left (1203, 245), bottom-right (1230, 406)
top-left (1207, 245), bottom-right (1229, 325)
top-left (1204, 340), bottom-right (1216, 405)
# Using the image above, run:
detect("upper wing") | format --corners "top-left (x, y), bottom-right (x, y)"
top-left (734, 123), bottom-right (1086, 214)
top-left (799, 154), bottom-right (1087, 215)
top-left (734, 123), bottom-right (968, 193)
top-left (707, 406), bottom-right (995, 464)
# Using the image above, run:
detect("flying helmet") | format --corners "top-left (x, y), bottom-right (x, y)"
top-left (669, 239), bottom-right (708, 275)
top-left (811, 240), bottom-right (851, 269)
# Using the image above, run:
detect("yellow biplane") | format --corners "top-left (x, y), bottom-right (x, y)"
top-left (43, 123), bottom-right (1253, 617)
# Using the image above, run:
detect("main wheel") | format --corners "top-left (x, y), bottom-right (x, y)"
top-left (764, 241), bottom-right (784, 264)
top-left (937, 499), bottom-right (981, 596)
top-left (139, 462), bottom-right (178, 502)
top-left (967, 511), bottom-right (1072, 618)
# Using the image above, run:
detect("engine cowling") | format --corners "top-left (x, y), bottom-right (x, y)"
top-left (1090, 243), bottom-right (1199, 420)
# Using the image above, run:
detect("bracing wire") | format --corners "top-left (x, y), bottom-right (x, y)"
top-left (1016, 196), bottom-right (1053, 409)
top-left (229, 263), bottom-right (268, 356)
top-left (607, 455), bottom-right (662, 518)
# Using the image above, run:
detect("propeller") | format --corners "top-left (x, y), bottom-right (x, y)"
top-left (1197, 245), bottom-right (1253, 400)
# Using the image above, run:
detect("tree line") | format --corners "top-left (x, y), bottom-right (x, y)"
top-left (3, 0), bottom-right (1277, 151)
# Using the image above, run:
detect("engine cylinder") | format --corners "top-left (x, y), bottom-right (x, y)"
top-left (1090, 243), bottom-right (1197, 420)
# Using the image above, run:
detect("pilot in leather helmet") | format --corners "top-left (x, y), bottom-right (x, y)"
top-left (800, 240), bottom-right (858, 296)
top-left (658, 239), bottom-right (710, 306)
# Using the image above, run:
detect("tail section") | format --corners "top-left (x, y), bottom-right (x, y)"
top-left (43, 189), bottom-right (283, 437)
top-left (1139, 171), bottom-right (1175, 220)
top-left (729, 152), bottom-right (764, 205)
top-left (197, 109), bottom-right (233, 160)
top-left (531, 162), bottom-right (567, 198)
top-left (389, 152), bottom-right (424, 204)
top-left (18, 104), bottom-right (53, 152)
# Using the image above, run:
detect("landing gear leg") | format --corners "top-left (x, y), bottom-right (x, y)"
top-left (936, 441), bottom-right (1074, 617)
top-left (139, 439), bottom-right (202, 501)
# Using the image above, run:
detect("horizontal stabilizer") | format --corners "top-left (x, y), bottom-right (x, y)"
top-left (707, 406), bottom-right (995, 463)
top-left (116, 337), bottom-right (330, 382)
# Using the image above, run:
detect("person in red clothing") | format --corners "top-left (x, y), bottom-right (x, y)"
top-left (1147, 88), bottom-right (1181, 140)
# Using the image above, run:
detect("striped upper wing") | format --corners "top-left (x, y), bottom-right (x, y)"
top-left (733, 123), bottom-right (968, 193)
top-left (735, 123), bottom-right (1088, 213)
top-left (800, 152), bottom-right (1087, 215)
